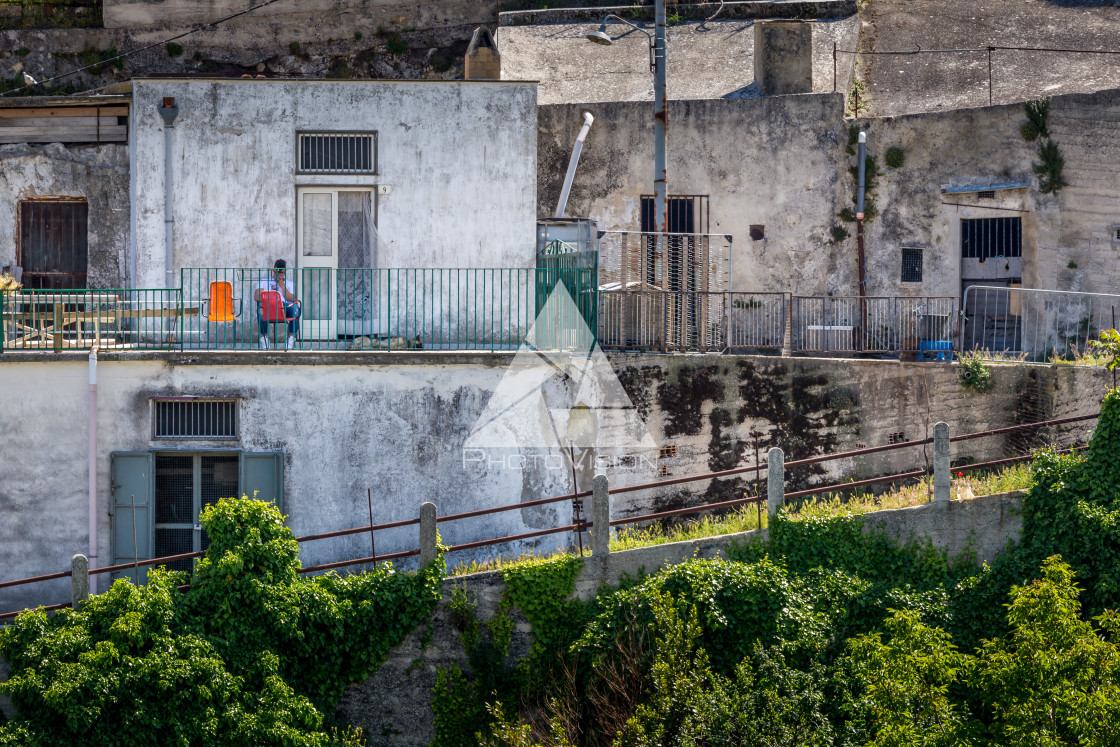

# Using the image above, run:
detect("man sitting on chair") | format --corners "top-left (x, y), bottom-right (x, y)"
top-left (255, 259), bottom-right (301, 349)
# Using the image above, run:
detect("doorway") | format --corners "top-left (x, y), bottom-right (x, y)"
top-left (296, 189), bottom-right (378, 339)
top-left (960, 216), bottom-right (1023, 352)
top-left (18, 199), bottom-right (88, 289)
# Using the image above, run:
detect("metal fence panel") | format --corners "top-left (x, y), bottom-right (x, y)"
top-left (793, 296), bottom-right (958, 355)
top-left (728, 292), bottom-right (790, 350)
top-left (598, 290), bottom-right (728, 351)
top-left (0, 288), bottom-right (181, 351)
top-left (179, 267), bottom-right (596, 352)
top-left (961, 285), bottom-right (1120, 360)
top-left (598, 231), bottom-right (731, 294)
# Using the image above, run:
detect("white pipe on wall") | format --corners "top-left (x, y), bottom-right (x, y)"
top-left (158, 99), bottom-right (180, 289)
top-left (88, 347), bottom-right (98, 594)
top-left (554, 111), bottom-right (594, 218)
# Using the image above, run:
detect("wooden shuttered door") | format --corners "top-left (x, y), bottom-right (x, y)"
top-left (19, 200), bottom-right (88, 289)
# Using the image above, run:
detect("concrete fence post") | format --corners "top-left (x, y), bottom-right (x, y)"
top-left (419, 501), bottom-right (438, 566)
top-left (591, 474), bottom-right (610, 556)
top-left (71, 554), bottom-right (89, 608)
top-left (767, 447), bottom-right (785, 517)
top-left (933, 422), bottom-right (950, 503)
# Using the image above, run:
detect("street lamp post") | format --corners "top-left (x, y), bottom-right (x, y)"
top-left (588, 0), bottom-right (667, 233)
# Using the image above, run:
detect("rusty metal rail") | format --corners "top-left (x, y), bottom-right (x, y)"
top-left (0, 411), bottom-right (1099, 621)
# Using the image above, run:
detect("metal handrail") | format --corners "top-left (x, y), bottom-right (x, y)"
top-left (0, 411), bottom-right (1098, 619)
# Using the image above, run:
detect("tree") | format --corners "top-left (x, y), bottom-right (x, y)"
top-left (971, 557), bottom-right (1120, 746)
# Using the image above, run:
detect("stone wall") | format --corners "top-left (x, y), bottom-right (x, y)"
top-left (609, 354), bottom-right (1106, 509)
top-left (130, 79), bottom-right (538, 288)
top-left (853, 88), bottom-right (1120, 298)
top-left (0, 143), bottom-right (130, 287)
top-left (102, 0), bottom-right (496, 31)
top-left (538, 95), bottom-right (852, 295)
top-left (0, 351), bottom-right (1106, 614)
top-left (538, 86), bottom-right (1120, 300)
top-left (336, 489), bottom-right (1026, 745)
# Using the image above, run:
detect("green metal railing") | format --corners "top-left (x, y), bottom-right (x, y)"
top-left (0, 288), bottom-right (182, 352)
top-left (178, 267), bottom-right (598, 351)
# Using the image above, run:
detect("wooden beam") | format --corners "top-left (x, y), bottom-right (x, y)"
top-left (0, 128), bottom-right (128, 144)
top-left (0, 117), bottom-right (122, 128)
top-left (0, 126), bottom-right (128, 136)
top-left (0, 106), bottom-right (128, 118)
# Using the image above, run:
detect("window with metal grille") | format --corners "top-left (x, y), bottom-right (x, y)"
top-left (961, 217), bottom-right (1022, 259)
top-left (298, 132), bottom-right (377, 174)
top-left (154, 453), bottom-right (240, 570)
top-left (153, 399), bottom-right (238, 439)
top-left (640, 195), bottom-right (709, 235)
top-left (18, 199), bottom-right (88, 289)
top-left (901, 248), bottom-right (923, 283)
top-left (887, 431), bottom-right (907, 445)
top-left (977, 190), bottom-right (996, 200)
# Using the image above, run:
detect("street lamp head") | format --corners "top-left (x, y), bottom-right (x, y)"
top-left (586, 25), bottom-right (613, 45)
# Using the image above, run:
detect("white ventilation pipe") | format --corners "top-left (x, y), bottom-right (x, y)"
top-left (88, 347), bottom-right (98, 594)
top-left (158, 99), bottom-right (179, 289)
top-left (554, 112), bottom-right (594, 218)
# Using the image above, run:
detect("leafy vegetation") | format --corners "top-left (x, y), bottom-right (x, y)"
top-left (446, 389), bottom-right (1120, 746)
top-left (958, 351), bottom-right (995, 393)
top-left (0, 497), bottom-right (444, 746)
top-left (0, 271), bottom-right (22, 293)
top-left (1035, 139), bottom-right (1068, 195)
top-left (1022, 98), bottom-right (1068, 196)
top-left (0, 0), bottom-right (101, 30)
top-left (447, 464), bottom-right (1035, 577)
top-left (1089, 328), bottom-right (1120, 370)
top-left (430, 54), bottom-right (453, 73)
top-left (1024, 98), bottom-right (1051, 140)
top-left (884, 146), bottom-right (905, 169)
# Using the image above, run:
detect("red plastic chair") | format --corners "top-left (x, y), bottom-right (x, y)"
top-left (259, 290), bottom-right (292, 322)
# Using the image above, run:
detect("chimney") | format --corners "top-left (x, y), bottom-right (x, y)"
top-left (753, 20), bottom-right (813, 96)
top-left (464, 27), bottom-right (500, 80)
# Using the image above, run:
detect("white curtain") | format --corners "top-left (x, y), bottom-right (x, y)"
top-left (337, 191), bottom-right (384, 336)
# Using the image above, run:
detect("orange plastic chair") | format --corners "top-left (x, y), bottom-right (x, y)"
top-left (204, 281), bottom-right (241, 323)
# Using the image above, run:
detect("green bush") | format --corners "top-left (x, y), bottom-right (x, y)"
top-left (440, 389), bottom-right (1120, 747)
top-left (884, 146), bottom-right (905, 169)
top-left (958, 352), bottom-right (995, 393)
top-left (1034, 138), bottom-right (1068, 195)
top-left (325, 59), bottom-right (351, 79)
top-left (1025, 98), bottom-right (1051, 139)
top-left (165, 42), bottom-right (183, 57)
top-left (0, 497), bottom-right (444, 746)
top-left (430, 54), bottom-right (452, 73)
top-left (1020, 120), bottom-right (1040, 142)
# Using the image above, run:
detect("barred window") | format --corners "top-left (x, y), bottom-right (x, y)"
top-left (153, 399), bottom-right (238, 439)
top-left (901, 248), bottom-right (923, 283)
top-left (298, 132), bottom-right (377, 174)
top-left (961, 217), bottom-right (1022, 260)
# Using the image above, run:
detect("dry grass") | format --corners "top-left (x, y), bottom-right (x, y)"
top-left (1048, 343), bottom-right (1113, 368)
top-left (445, 464), bottom-right (1036, 576)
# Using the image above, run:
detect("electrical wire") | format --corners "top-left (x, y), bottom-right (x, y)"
top-left (2, 0), bottom-right (287, 97)
top-left (697, 1), bottom-right (726, 32)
